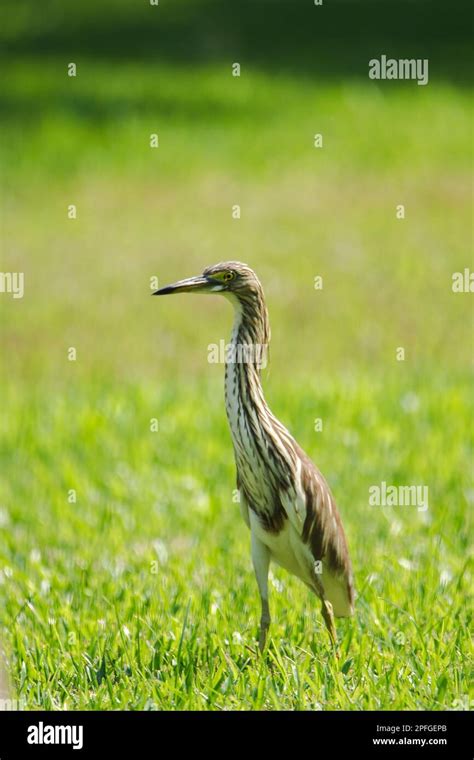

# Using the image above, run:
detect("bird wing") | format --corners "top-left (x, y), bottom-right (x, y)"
top-left (280, 446), bottom-right (354, 615)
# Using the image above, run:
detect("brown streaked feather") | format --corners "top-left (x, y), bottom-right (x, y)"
top-left (299, 448), bottom-right (354, 609)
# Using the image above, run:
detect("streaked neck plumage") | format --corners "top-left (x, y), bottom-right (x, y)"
top-left (223, 289), bottom-right (297, 530)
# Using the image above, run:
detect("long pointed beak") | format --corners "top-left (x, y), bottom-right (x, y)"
top-left (152, 275), bottom-right (212, 296)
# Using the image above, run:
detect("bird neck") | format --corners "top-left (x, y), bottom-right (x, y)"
top-left (223, 291), bottom-right (297, 511)
top-left (224, 291), bottom-right (271, 439)
top-left (225, 291), bottom-right (270, 380)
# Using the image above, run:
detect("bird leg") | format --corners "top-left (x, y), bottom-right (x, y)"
top-left (259, 598), bottom-right (271, 652)
top-left (251, 533), bottom-right (271, 652)
top-left (311, 570), bottom-right (340, 658)
top-left (321, 599), bottom-right (340, 658)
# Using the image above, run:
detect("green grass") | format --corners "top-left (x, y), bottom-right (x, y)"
top-left (0, 57), bottom-right (472, 709)
top-left (0, 374), bottom-right (472, 709)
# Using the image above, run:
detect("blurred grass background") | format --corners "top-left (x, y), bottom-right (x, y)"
top-left (0, 0), bottom-right (472, 709)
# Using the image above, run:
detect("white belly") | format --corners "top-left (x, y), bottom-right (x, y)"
top-left (249, 510), bottom-right (313, 585)
top-left (248, 509), bottom-right (352, 617)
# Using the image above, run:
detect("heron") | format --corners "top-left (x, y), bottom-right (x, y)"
top-left (154, 262), bottom-right (354, 652)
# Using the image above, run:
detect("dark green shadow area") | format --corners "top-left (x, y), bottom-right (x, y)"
top-left (2, 0), bottom-right (472, 83)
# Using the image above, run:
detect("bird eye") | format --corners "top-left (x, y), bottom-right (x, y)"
top-left (223, 271), bottom-right (235, 282)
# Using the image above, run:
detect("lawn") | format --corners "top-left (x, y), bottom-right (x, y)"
top-left (0, 56), bottom-right (472, 709)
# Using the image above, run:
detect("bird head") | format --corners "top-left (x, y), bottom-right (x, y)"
top-left (153, 261), bottom-right (262, 298)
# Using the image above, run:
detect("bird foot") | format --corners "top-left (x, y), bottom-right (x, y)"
top-left (258, 619), bottom-right (270, 652)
